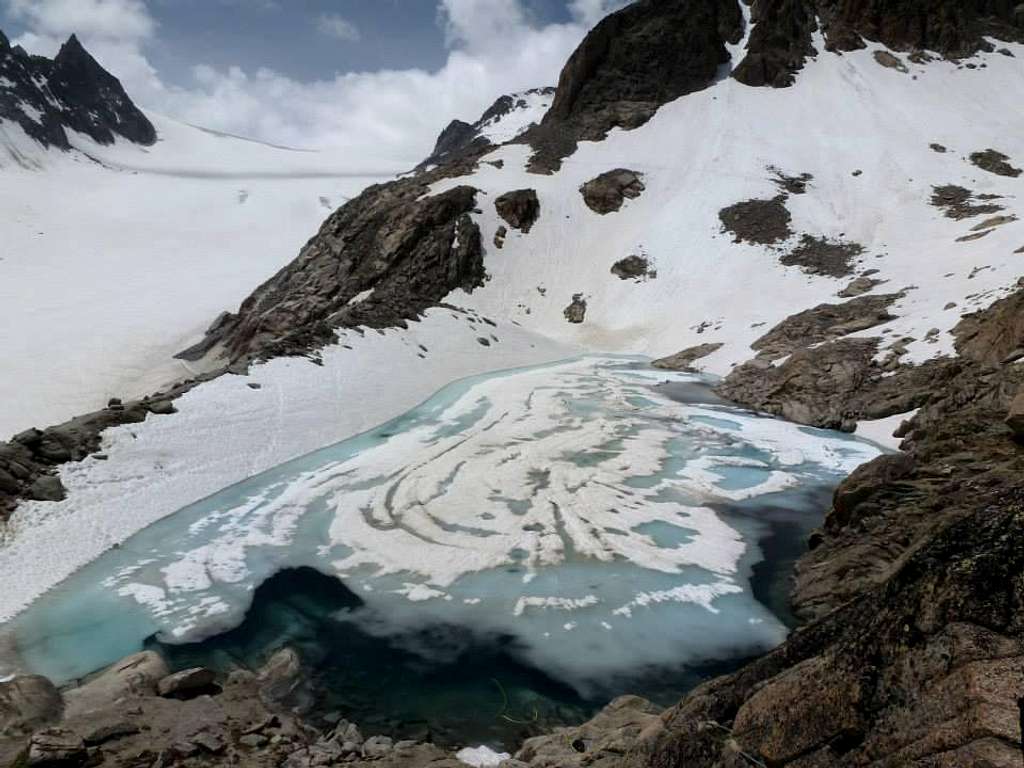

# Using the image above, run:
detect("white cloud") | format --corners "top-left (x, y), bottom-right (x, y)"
top-left (316, 13), bottom-right (360, 43)
top-left (4, 0), bottom-right (625, 168)
top-left (6, 0), bottom-right (154, 42)
top-left (567, 0), bottom-right (632, 27)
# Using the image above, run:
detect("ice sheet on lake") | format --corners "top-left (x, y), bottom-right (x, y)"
top-left (4, 358), bottom-right (880, 690)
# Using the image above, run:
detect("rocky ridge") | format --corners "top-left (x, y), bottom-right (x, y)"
top-left (418, 88), bottom-right (555, 170)
top-left (0, 31), bottom-right (155, 153)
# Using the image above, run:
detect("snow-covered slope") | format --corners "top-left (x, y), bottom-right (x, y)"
top-left (0, 114), bottom-right (391, 437)
top-left (435, 37), bottom-right (1024, 374)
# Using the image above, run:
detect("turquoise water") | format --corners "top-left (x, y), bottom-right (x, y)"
top-left (1, 356), bottom-right (882, 747)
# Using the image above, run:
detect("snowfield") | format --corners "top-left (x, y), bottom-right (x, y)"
top-left (0, 312), bottom-right (576, 621)
top-left (434, 36), bottom-right (1024, 373)
top-left (0, 114), bottom-right (394, 438)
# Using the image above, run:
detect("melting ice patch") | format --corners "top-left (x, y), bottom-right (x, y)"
top-left (5, 358), bottom-right (880, 690)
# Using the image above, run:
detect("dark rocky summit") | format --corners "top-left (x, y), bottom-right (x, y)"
top-left (0, 31), bottom-right (155, 152)
top-left (522, 0), bottom-right (744, 172)
top-left (494, 189), bottom-right (540, 233)
top-left (419, 88), bottom-right (555, 169)
top-left (580, 169), bottom-right (645, 214)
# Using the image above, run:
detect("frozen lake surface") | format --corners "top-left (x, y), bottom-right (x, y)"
top-left (3, 357), bottom-right (881, 745)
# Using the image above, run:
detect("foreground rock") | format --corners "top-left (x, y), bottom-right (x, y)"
top-left (0, 650), bottom-right (467, 768)
top-left (0, 676), bottom-right (62, 737)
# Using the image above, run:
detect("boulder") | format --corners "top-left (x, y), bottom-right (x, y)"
top-left (257, 647), bottom-right (310, 713)
top-left (580, 169), bottom-right (645, 214)
top-left (27, 727), bottom-right (86, 767)
top-left (63, 651), bottom-right (168, 718)
top-left (563, 294), bottom-right (587, 324)
top-left (0, 675), bottom-right (63, 736)
top-left (157, 667), bottom-right (218, 699)
top-left (652, 343), bottom-right (723, 371)
top-left (27, 475), bottom-right (65, 502)
top-left (362, 735), bottom-right (394, 758)
top-left (516, 695), bottom-right (660, 766)
top-left (610, 255), bottom-right (655, 280)
top-left (1005, 390), bottom-right (1024, 438)
top-left (494, 189), bottom-right (540, 233)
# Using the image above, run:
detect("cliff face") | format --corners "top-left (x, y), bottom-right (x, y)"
top-left (524, 0), bottom-right (744, 172)
top-left (0, 32), bottom-right (155, 150)
top-left (734, 0), bottom-right (1024, 86)
top-left (177, 169), bottom-right (487, 365)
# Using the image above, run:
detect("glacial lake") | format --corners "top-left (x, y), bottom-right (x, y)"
top-left (1, 357), bottom-right (881, 748)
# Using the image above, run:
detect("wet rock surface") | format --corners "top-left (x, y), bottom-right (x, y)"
top-left (494, 189), bottom-right (540, 233)
top-left (580, 169), bottom-right (645, 214)
top-left (0, 32), bottom-right (155, 153)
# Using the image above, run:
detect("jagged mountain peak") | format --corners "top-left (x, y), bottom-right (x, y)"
top-left (420, 87), bottom-right (555, 169)
top-left (0, 29), bottom-right (155, 154)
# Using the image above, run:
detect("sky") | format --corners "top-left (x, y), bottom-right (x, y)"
top-left (0, 0), bottom-right (630, 168)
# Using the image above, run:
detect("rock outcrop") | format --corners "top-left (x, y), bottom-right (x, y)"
top-left (719, 195), bottom-right (793, 244)
top-left (0, 384), bottom-right (192, 522)
top-left (733, 0), bottom-right (1024, 88)
top-left (652, 343), bottom-right (723, 371)
top-left (970, 148), bottom-right (1023, 177)
top-left (178, 174), bottom-right (487, 365)
top-left (522, 0), bottom-right (744, 172)
top-left (494, 188), bottom-right (541, 233)
top-left (611, 255), bottom-right (656, 281)
top-left (0, 31), bottom-right (155, 152)
top-left (563, 294), bottom-right (588, 324)
top-left (580, 169), bottom-right (645, 214)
